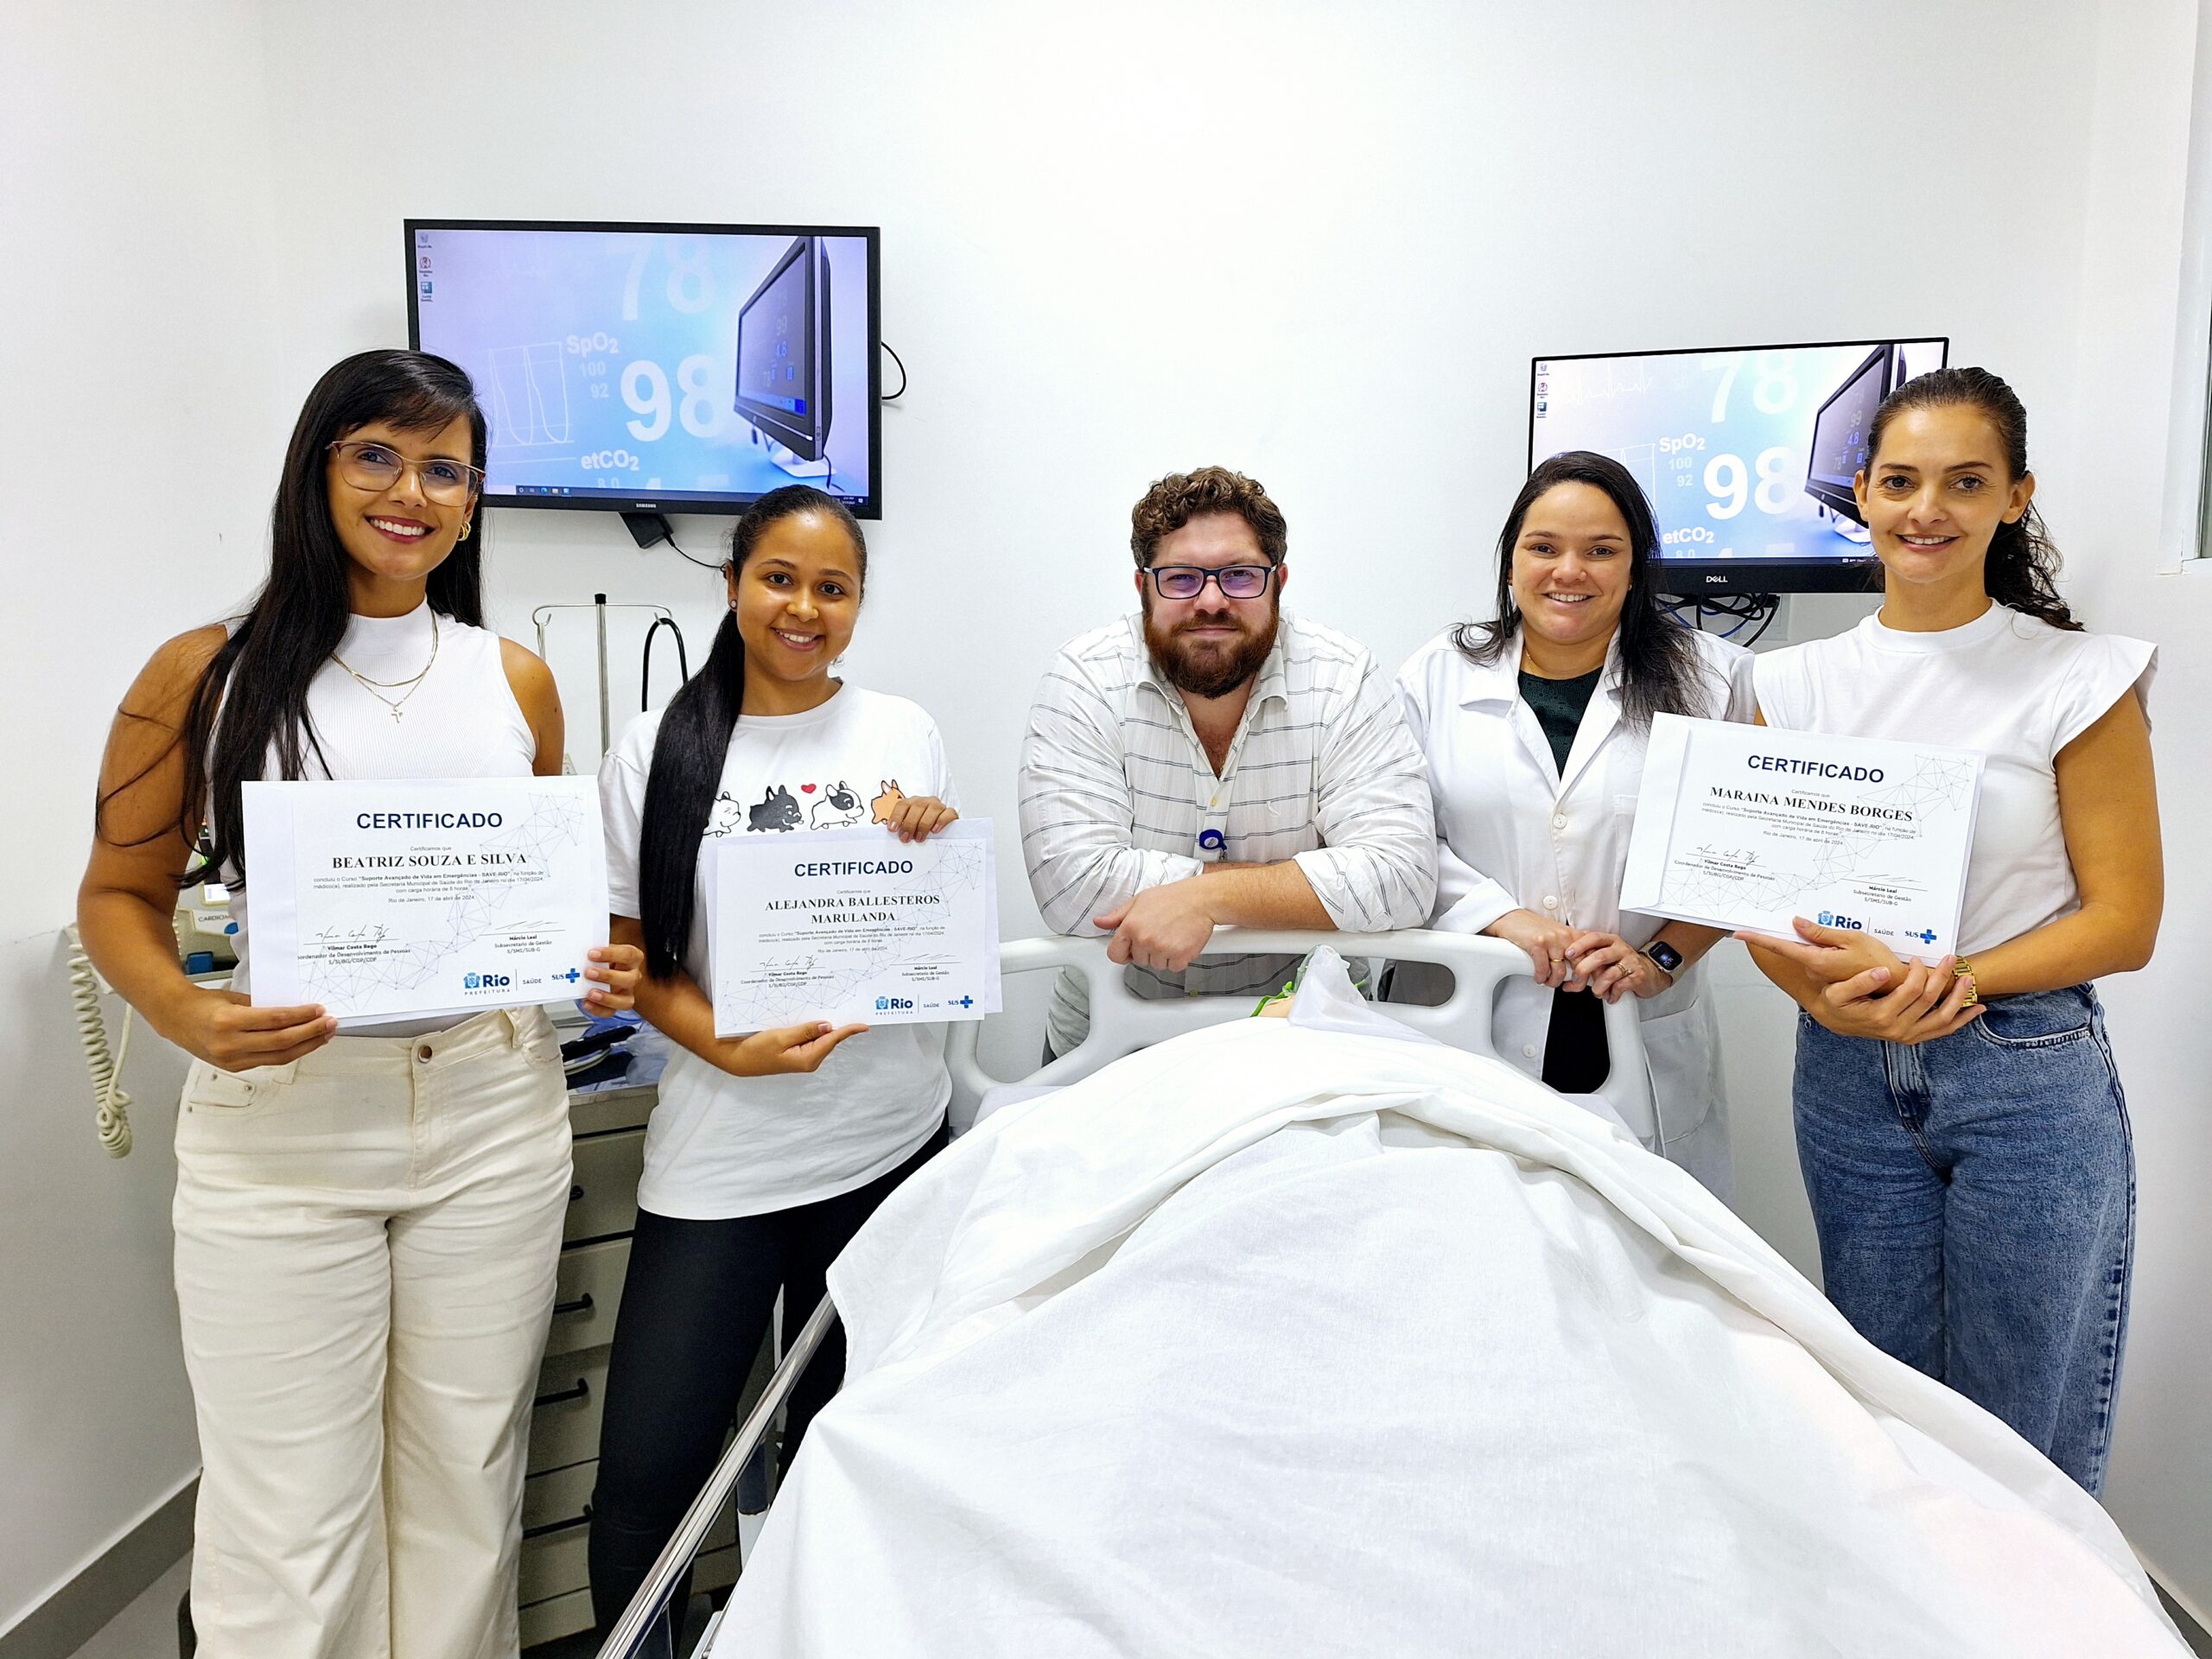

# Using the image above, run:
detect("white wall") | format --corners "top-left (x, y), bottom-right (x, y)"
top-left (2051, 0), bottom-right (2212, 1611)
top-left (0, 0), bottom-right (285, 1631)
top-left (10, 0), bottom-right (2209, 1633)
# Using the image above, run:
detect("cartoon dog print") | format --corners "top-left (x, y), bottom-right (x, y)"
top-left (870, 779), bottom-right (907, 825)
top-left (810, 779), bottom-right (865, 830)
top-left (706, 792), bottom-right (746, 837)
top-left (747, 784), bottom-right (803, 832)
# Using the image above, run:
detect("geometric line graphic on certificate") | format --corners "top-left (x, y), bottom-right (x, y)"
top-left (731, 840), bottom-right (988, 1024)
top-left (296, 788), bottom-right (594, 1001)
top-left (1859, 756), bottom-right (1977, 813)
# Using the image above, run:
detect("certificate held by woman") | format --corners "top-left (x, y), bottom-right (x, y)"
top-left (709, 820), bottom-right (1001, 1033)
top-left (1620, 715), bottom-right (1983, 956)
top-left (242, 773), bottom-right (610, 1026)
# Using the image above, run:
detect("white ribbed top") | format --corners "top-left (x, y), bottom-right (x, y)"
top-left (227, 602), bottom-right (537, 1033)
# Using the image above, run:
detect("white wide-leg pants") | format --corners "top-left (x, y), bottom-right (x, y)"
top-left (173, 1006), bottom-right (571, 1659)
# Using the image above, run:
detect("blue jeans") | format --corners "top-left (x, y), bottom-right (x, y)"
top-left (1791, 984), bottom-right (2133, 1494)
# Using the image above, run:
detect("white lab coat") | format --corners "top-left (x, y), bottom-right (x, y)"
top-left (1395, 625), bottom-right (1756, 1196)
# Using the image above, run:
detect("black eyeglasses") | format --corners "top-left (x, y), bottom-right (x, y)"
top-left (327, 440), bottom-right (484, 505)
top-left (1142, 563), bottom-right (1278, 601)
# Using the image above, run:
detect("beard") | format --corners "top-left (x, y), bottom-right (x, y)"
top-left (1142, 597), bottom-right (1280, 699)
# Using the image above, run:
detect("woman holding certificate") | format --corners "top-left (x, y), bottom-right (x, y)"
top-left (76, 350), bottom-right (642, 1657)
top-left (589, 485), bottom-right (960, 1636)
top-left (1747, 367), bottom-right (2160, 1496)
top-left (1397, 450), bottom-right (1754, 1197)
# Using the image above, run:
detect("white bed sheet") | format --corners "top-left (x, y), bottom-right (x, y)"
top-left (715, 956), bottom-right (2185, 1657)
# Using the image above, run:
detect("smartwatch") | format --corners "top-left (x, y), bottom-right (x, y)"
top-left (1640, 939), bottom-right (1683, 979)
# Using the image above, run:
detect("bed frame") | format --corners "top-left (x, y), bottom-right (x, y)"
top-left (592, 928), bottom-right (1655, 1659)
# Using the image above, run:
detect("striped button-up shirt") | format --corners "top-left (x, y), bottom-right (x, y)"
top-left (1019, 611), bottom-right (1437, 1052)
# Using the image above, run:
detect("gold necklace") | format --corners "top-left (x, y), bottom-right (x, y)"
top-left (331, 610), bottom-right (441, 722)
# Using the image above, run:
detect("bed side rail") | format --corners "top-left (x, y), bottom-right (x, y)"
top-left (945, 928), bottom-right (1656, 1144)
top-left (590, 1293), bottom-right (839, 1659)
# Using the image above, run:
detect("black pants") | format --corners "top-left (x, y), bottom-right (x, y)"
top-left (588, 1122), bottom-right (947, 1636)
top-left (1541, 987), bottom-right (1611, 1094)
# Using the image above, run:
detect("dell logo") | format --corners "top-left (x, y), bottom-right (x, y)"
top-left (1704, 574), bottom-right (1728, 585)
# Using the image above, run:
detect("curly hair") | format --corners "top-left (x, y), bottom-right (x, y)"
top-left (1863, 365), bottom-right (2080, 632)
top-left (1129, 466), bottom-right (1288, 568)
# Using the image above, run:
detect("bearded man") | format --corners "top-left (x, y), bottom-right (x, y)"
top-left (1019, 466), bottom-right (1437, 1058)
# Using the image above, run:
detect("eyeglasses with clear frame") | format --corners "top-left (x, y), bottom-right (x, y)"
top-left (327, 440), bottom-right (484, 505)
top-left (1142, 563), bottom-right (1278, 601)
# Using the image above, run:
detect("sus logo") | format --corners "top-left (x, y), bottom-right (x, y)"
top-left (810, 779), bottom-right (864, 830)
top-left (705, 792), bottom-right (745, 837)
top-left (747, 785), bottom-right (803, 833)
top-left (870, 779), bottom-right (906, 825)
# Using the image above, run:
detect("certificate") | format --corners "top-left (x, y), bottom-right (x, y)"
top-left (1619, 715), bottom-right (1984, 955)
top-left (242, 776), bottom-right (609, 1027)
top-left (709, 821), bottom-right (1001, 1034)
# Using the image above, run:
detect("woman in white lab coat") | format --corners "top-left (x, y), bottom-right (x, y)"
top-left (1398, 450), bottom-right (1753, 1196)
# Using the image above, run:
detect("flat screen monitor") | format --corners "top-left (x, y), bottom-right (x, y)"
top-left (407, 219), bottom-right (880, 518)
top-left (1529, 337), bottom-right (1948, 593)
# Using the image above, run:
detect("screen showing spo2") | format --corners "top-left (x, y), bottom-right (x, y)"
top-left (1529, 339), bottom-right (1948, 568)
top-left (409, 221), bottom-right (876, 513)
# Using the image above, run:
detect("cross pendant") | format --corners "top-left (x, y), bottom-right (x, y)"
top-left (390, 707), bottom-right (404, 722)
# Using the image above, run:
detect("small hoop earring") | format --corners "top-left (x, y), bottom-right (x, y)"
top-left (457, 520), bottom-right (473, 542)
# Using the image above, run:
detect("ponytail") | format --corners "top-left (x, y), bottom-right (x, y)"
top-left (632, 484), bottom-right (866, 979)
top-left (636, 611), bottom-right (745, 978)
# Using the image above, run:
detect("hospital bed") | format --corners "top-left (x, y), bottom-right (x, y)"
top-left (590, 931), bottom-right (2184, 1658)
top-left (592, 927), bottom-right (1647, 1659)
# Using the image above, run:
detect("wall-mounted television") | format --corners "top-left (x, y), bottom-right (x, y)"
top-left (407, 219), bottom-right (881, 520)
top-left (1528, 337), bottom-right (1948, 594)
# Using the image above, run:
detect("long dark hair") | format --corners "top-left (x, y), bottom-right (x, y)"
top-left (1861, 365), bottom-right (2079, 632)
top-left (98, 350), bottom-right (487, 885)
top-left (636, 486), bottom-right (867, 978)
top-left (1452, 450), bottom-right (1718, 728)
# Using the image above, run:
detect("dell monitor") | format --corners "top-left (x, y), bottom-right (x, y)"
top-left (407, 219), bottom-right (881, 520)
top-left (1529, 337), bottom-right (1948, 594)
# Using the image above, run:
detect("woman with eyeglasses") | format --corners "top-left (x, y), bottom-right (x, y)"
top-left (77, 349), bottom-right (641, 1658)
top-left (1396, 449), bottom-right (1754, 1197)
top-left (587, 485), bottom-right (960, 1641)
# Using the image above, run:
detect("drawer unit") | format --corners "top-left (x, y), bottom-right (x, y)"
top-left (520, 1048), bottom-right (663, 1647)
top-left (546, 1236), bottom-right (632, 1357)
top-left (518, 1543), bottom-right (739, 1649)
top-left (529, 1344), bottom-right (612, 1475)
top-left (565, 1129), bottom-right (645, 1243)
top-left (522, 1458), bottom-right (597, 1534)
top-left (519, 1478), bottom-right (735, 1606)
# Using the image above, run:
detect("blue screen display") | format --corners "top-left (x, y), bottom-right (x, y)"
top-left (1530, 340), bottom-right (1947, 564)
top-left (412, 226), bottom-right (873, 507)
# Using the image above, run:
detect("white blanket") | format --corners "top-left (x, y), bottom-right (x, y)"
top-left (716, 962), bottom-right (2184, 1657)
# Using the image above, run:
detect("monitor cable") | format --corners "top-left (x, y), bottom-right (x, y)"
top-left (880, 341), bottom-right (907, 401)
top-left (660, 528), bottom-right (722, 572)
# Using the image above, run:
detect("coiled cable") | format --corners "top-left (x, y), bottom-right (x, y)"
top-left (65, 927), bottom-right (134, 1157)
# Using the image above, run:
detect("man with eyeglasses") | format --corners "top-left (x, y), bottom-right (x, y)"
top-left (1020, 466), bottom-right (1437, 1058)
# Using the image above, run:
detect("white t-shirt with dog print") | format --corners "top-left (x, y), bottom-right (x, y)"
top-left (601, 684), bottom-right (958, 1218)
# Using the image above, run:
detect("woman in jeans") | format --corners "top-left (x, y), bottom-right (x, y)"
top-left (1746, 366), bottom-right (2160, 1494)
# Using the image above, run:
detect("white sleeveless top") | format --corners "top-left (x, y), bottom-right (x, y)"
top-left (226, 602), bottom-right (538, 1034)
top-left (1754, 604), bottom-right (2155, 958)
